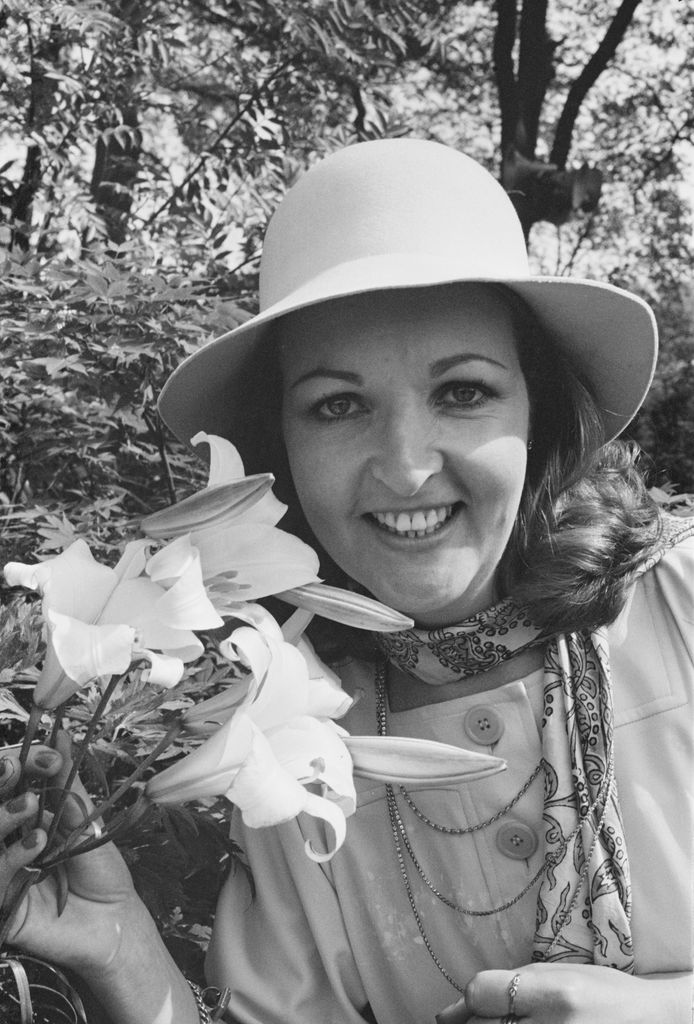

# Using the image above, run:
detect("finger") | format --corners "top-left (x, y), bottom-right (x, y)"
top-left (0, 827), bottom-right (48, 896)
top-left (436, 995), bottom-right (474, 1023)
top-left (51, 732), bottom-right (99, 830)
top-left (0, 746), bottom-right (63, 797)
top-left (0, 790), bottom-right (42, 843)
top-left (465, 969), bottom-right (528, 1019)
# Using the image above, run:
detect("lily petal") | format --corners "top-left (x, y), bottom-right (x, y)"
top-left (277, 582), bottom-right (414, 632)
top-left (192, 523), bottom-right (320, 599)
top-left (222, 602), bottom-right (285, 643)
top-left (153, 552), bottom-right (224, 631)
top-left (113, 539), bottom-right (151, 583)
top-left (182, 679), bottom-right (251, 734)
top-left (224, 627), bottom-right (310, 732)
top-left (146, 712), bottom-right (256, 804)
top-left (266, 717), bottom-right (356, 815)
top-left (343, 734), bottom-right (506, 786)
top-left (296, 638), bottom-right (353, 719)
top-left (99, 577), bottom-right (204, 661)
top-left (146, 534), bottom-right (197, 586)
top-left (140, 476), bottom-right (275, 540)
top-left (5, 540), bottom-right (118, 622)
top-left (191, 431), bottom-right (246, 484)
top-left (192, 432), bottom-right (287, 526)
top-left (226, 723), bottom-right (308, 827)
top-left (138, 650), bottom-right (185, 688)
top-left (47, 609), bottom-right (135, 686)
top-left (33, 644), bottom-right (84, 709)
top-left (300, 790), bottom-right (348, 862)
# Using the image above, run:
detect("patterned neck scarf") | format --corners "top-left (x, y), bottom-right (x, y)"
top-left (375, 516), bottom-right (694, 970)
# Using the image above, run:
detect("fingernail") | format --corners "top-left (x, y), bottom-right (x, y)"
top-left (7, 793), bottom-right (28, 813)
top-left (35, 751), bottom-right (60, 769)
top-left (22, 830), bottom-right (41, 849)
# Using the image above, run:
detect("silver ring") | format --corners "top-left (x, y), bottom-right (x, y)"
top-left (507, 973), bottom-right (521, 1016)
top-left (500, 1015), bottom-right (519, 1024)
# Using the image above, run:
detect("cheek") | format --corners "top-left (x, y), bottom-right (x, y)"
top-left (282, 423), bottom-right (346, 530)
top-left (467, 436), bottom-right (528, 518)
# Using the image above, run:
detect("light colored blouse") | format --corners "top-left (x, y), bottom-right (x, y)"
top-left (206, 536), bottom-right (694, 1024)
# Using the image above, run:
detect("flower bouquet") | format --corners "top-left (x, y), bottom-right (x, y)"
top-left (0, 432), bottom-right (503, 1022)
top-left (0, 433), bottom-right (414, 1021)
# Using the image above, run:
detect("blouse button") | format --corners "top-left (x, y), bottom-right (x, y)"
top-left (496, 820), bottom-right (539, 860)
top-left (463, 705), bottom-right (504, 745)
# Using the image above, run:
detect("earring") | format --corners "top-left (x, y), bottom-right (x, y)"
top-left (527, 440), bottom-right (534, 452)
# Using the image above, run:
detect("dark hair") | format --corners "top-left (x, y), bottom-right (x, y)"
top-left (229, 285), bottom-right (661, 650)
top-left (491, 285), bottom-right (662, 635)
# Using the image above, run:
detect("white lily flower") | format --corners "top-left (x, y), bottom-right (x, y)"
top-left (146, 709), bottom-right (355, 862)
top-left (148, 612), bottom-right (356, 859)
top-left (141, 434), bottom-right (321, 599)
top-left (3, 536), bottom-right (221, 708)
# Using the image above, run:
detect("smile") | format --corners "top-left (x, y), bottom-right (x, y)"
top-left (369, 505), bottom-right (457, 539)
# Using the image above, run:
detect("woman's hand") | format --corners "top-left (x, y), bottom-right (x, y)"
top-left (0, 736), bottom-right (143, 975)
top-left (436, 964), bottom-right (692, 1024)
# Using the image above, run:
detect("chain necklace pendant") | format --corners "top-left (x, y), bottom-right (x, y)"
top-left (375, 659), bottom-right (601, 989)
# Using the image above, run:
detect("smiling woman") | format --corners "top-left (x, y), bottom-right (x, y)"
top-left (2, 139), bottom-right (693, 1024)
top-left (279, 286), bottom-right (530, 626)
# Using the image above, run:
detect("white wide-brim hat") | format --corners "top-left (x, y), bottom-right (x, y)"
top-left (159, 139), bottom-right (657, 446)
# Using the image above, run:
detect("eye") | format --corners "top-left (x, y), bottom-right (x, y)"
top-left (436, 381), bottom-right (491, 410)
top-left (311, 393), bottom-right (364, 421)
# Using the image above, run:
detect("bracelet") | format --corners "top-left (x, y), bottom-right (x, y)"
top-left (187, 979), bottom-right (231, 1022)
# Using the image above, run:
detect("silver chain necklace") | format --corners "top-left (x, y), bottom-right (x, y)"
top-left (375, 660), bottom-right (614, 989)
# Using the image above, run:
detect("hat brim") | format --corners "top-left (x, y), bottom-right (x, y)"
top-left (158, 263), bottom-right (657, 449)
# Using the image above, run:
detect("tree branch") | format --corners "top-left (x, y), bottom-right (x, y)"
top-left (493, 0), bottom-right (519, 163)
top-left (550, 0), bottom-right (642, 168)
top-left (517, 0), bottom-right (554, 157)
top-left (140, 59), bottom-right (293, 229)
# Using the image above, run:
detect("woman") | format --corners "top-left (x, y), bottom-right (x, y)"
top-left (1, 139), bottom-right (692, 1024)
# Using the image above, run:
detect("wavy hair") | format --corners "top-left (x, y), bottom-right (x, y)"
top-left (492, 285), bottom-right (662, 634)
top-left (228, 285), bottom-right (662, 648)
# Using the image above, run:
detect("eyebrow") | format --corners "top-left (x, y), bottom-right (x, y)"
top-left (289, 353), bottom-right (507, 390)
top-left (289, 368), bottom-right (364, 389)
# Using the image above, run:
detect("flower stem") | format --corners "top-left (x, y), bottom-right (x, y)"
top-left (40, 717), bottom-right (183, 865)
top-left (35, 703), bottom-right (66, 831)
top-left (43, 672), bottom-right (124, 851)
top-left (18, 703), bottom-right (43, 777)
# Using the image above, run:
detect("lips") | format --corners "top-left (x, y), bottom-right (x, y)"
top-left (369, 505), bottom-right (457, 539)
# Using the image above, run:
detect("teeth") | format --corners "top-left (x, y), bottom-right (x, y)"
top-left (410, 511), bottom-right (427, 532)
top-left (395, 512), bottom-right (410, 533)
top-left (372, 506), bottom-right (454, 537)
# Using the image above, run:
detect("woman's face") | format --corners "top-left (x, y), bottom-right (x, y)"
top-left (279, 285), bottom-right (530, 626)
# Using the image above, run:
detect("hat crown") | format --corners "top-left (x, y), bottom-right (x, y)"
top-left (259, 139), bottom-right (529, 311)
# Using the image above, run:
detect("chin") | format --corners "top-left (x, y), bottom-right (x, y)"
top-left (364, 571), bottom-right (492, 628)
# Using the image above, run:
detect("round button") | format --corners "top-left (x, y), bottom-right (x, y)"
top-left (496, 821), bottom-right (539, 861)
top-left (464, 705), bottom-right (504, 745)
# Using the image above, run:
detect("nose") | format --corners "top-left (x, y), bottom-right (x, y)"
top-left (368, 408), bottom-right (444, 496)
